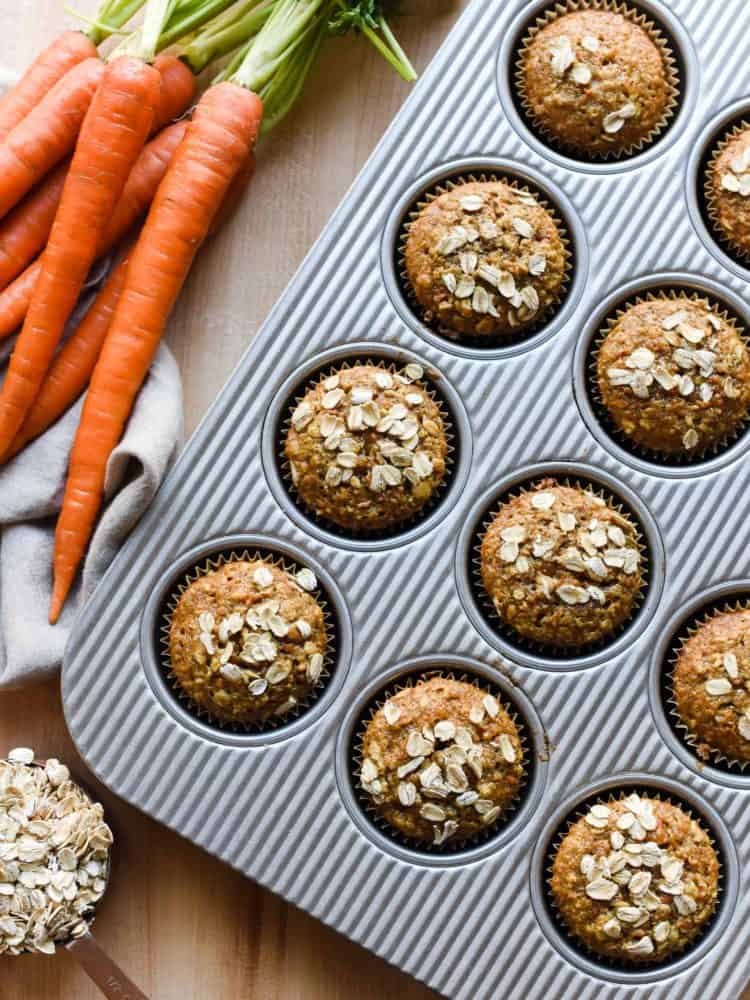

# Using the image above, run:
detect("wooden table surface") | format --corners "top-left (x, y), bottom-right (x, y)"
top-left (0, 2), bottom-right (468, 996)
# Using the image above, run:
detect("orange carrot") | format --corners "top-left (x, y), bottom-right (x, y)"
top-left (7, 152), bottom-right (255, 461)
top-left (0, 58), bottom-right (105, 221)
top-left (5, 257), bottom-right (129, 460)
top-left (50, 82), bottom-right (262, 622)
top-left (0, 121), bottom-right (189, 343)
top-left (0, 56), bottom-right (161, 457)
top-left (0, 56), bottom-right (194, 298)
top-left (0, 31), bottom-right (98, 143)
top-left (0, 160), bottom-right (69, 291)
top-left (152, 54), bottom-right (196, 131)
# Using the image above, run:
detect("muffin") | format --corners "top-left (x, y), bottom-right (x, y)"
top-left (480, 480), bottom-right (643, 648)
top-left (550, 793), bottom-right (719, 963)
top-left (596, 296), bottom-right (750, 456)
top-left (169, 558), bottom-right (328, 725)
top-left (673, 608), bottom-right (750, 764)
top-left (285, 363), bottom-right (448, 532)
top-left (707, 123), bottom-right (750, 259)
top-left (519, 9), bottom-right (673, 157)
top-left (404, 180), bottom-right (568, 339)
top-left (359, 676), bottom-right (524, 847)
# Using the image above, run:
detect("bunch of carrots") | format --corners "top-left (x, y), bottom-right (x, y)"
top-left (0, 0), bottom-right (415, 623)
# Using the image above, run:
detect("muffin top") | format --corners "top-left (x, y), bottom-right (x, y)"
top-left (480, 480), bottom-right (643, 648)
top-left (520, 9), bottom-right (672, 157)
top-left (673, 608), bottom-right (750, 763)
top-left (404, 180), bottom-right (567, 339)
top-left (285, 363), bottom-right (448, 532)
top-left (550, 793), bottom-right (719, 963)
top-left (169, 559), bottom-right (328, 725)
top-left (596, 297), bottom-right (750, 455)
top-left (359, 676), bottom-right (524, 847)
top-left (708, 125), bottom-right (750, 258)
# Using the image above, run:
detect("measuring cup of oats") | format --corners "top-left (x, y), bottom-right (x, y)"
top-left (0, 747), bottom-right (149, 1000)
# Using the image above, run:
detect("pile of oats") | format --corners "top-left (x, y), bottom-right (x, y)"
top-left (0, 749), bottom-right (112, 956)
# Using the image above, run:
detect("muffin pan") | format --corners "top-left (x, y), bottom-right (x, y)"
top-left (62, 1), bottom-right (750, 997)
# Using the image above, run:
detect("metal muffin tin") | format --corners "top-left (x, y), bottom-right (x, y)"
top-left (62, 1), bottom-right (750, 996)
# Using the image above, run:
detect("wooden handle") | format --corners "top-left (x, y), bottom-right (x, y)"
top-left (65, 931), bottom-right (150, 1000)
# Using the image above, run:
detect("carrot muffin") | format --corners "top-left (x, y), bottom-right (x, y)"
top-left (519, 9), bottom-right (672, 157)
top-left (550, 793), bottom-right (719, 962)
top-left (596, 296), bottom-right (750, 456)
top-left (480, 480), bottom-right (643, 648)
top-left (707, 124), bottom-right (750, 258)
top-left (404, 180), bottom-right (567, 339)
top-left (285, 363), bottom-right (448, 532)
top-left (169, 558), bottom-right (328, 725)
top-left (359, 676), bottom-right (524, 847)
top-left (673, 608), bottom-right (750, 764)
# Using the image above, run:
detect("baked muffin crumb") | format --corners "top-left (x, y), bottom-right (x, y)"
top-left (707, 123), bottom-right (750, 259)
top-left (359, 676), bottom-right (524, 847)
top-left (551, 793), bottom-right (719, 963)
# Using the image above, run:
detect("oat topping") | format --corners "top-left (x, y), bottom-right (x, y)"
top-left (597, 297), bottom-right (750, 456)
top-left (404, 180), bottom-right (567, 339)
top-left (0, 751), bottom-right (112, 956)
top-left (286, 364), bottom-right (448, 532)
top-left (720, 143), bottom-right (750, 198)
top-left (359, 677), bottom-right (524, 847)
top-left (170, 560), bottom-right (328, 725)
top-left (552, 793), bottom-right (719, 963)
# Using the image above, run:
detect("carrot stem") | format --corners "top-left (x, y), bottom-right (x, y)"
top-left (178, 0), bottom-right (275, 75)
top-left (86, 0), bottom-right (148, 44)
top-left (139, 0), bottom-right (182, 60)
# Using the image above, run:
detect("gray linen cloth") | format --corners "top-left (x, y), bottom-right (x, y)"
top-left (0, 71), bottom-right (183, 687)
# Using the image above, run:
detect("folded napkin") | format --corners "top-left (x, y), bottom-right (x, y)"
top-left (0, 72), bottom-right (183, 689)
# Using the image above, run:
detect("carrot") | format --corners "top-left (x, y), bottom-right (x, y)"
top-left (0, 58), bottom-right (105, 222)
top-left (0, 160), bottom-right (69, 292)
top-left (0, 55), bottom-right (161, 457)
top-left (5, 258), bottom-right (130, 460)
top-left (50, 82), bottom-right (262, 622)
top-left (0, 60), bottom-right (194, 302)
top-left (0, 121), bottom-right (189, 343)
top-left (0, 31), bottom-right (98, 143)
top-left (7, 154), bottom-right (254, 459)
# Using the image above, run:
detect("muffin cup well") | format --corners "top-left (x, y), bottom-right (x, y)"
top-left (156, 544), bottom-right (340, 736)
top-left (348, 666), bottom-right (535, 857)
top-left (662, 596), bottom-right (750, 775)
top-left (396, 170), bottom-right (574, 350)
top-left (585, 287), bottom-right (750, 466)
top-left (276, 354), bottom-right (458, 542)
top-left (703, 118), bottom-right (750, 267)
top-left (469, 472), bottom-right (651, 662)
top-left (540, 783), bottom-right (725, 975)
top-left (513, 0), bottom-right (681, 163)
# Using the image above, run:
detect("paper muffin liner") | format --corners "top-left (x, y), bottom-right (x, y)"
top-left (663, 596), bottom-right (750, 774)
top-left (277, 355), bottom-right (457, 540)
top-left (703, 118), bottom-right (750, 266)
top-left (396, 170), bottom-right (574, 348)
top-left (586, 288), bottom-right (750, 465)
top-left (543, 786), bottom-right (724, 970)
top-left (349, 668), bottom-right (531, 855)
top-left (513, 0), bottom-right (681, 162)
top-left (158, 545), bottom-right (338, 735)
top-left (470, 474), bottom-right (650, 659)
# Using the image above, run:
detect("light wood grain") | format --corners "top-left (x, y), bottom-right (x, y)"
top-left (0, 1), bottom-right (467, 997)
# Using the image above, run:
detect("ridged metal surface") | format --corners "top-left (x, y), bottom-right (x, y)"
top-left (63, 1), bottom-right (750, 996)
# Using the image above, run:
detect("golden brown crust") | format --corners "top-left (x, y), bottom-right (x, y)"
top-left (551, 795), bottom-right (719, 963)
top-left (708, 126), bottom-right (750, 257)
top-left (359, 677), bottom-right (524, 846)
top-left (169, 559), bottom-right (327, 725)
top-left (284, 363), bottom-right (448, 532)
top-left (673, 608), bottom-right (750, 763)
top-left (480, 480), bottom-right (643, 648)
top-left (596, 297), bottom-right (750, 455)
top-left (404, 181), bottom-right (567, 339)
top-left (520, 10), bottom-right (671, 156)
